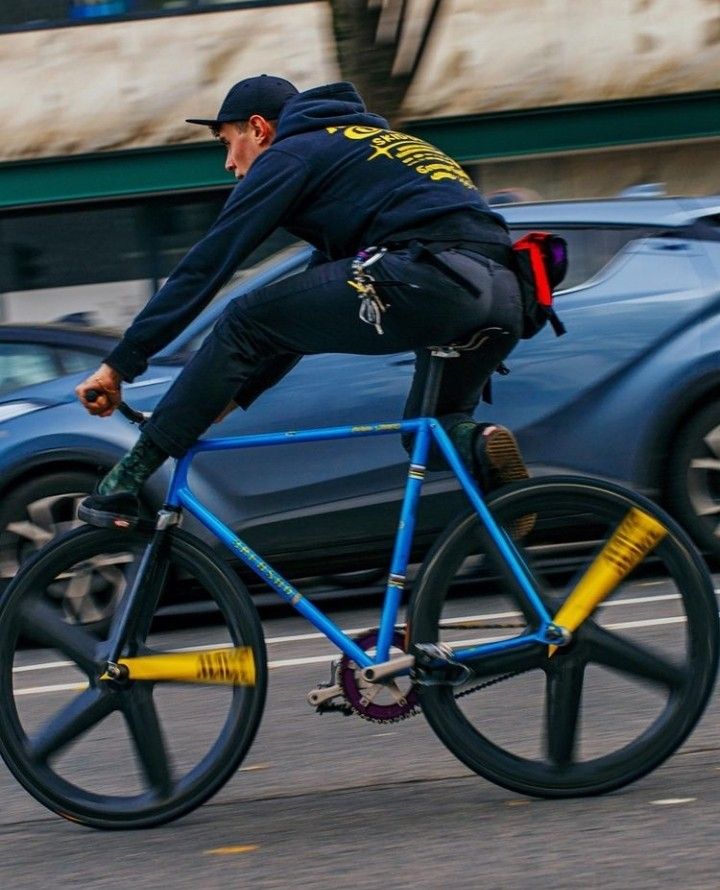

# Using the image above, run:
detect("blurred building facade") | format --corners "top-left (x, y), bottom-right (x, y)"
top-left (1, 0), bottom-right (719, 322)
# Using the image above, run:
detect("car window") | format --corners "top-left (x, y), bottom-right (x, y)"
top-left (0, 343), bottom-right (60, 395)
top-left (507, 225), bottom-right (661, 290)
top-left (58, 347), bottom-right (103, 374)
top-left (0, 197), bottom-right (296, 293)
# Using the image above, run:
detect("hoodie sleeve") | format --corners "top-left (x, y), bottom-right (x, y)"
top-left (104, 148), bottom-right (310, 381)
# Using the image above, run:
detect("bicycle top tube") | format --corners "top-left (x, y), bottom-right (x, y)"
top-left (168, 417), bottom-right (424, 492)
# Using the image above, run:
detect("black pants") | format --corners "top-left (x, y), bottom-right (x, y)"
top-left (143, 248), bottom-right (523, 457)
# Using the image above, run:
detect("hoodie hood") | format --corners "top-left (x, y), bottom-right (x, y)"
top-left (275, 82), bottom-right (389, 141)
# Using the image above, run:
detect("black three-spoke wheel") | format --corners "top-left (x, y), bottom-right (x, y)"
top-left (409, 477), bottom-right (719, 797)
top-left (0, 525), bottom-right (267, 829)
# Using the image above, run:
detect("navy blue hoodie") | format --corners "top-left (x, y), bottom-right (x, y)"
top-left (107, 82), bottom-right (510, 380)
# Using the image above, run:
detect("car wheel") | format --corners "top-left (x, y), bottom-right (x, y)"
top-left (0, 470), bottom-right (123, 631)
top-left (667, 401), bottom-right (720, 559)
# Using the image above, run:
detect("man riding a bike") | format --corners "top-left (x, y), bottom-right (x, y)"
top-left (75, 75), bottom-right (527, 526)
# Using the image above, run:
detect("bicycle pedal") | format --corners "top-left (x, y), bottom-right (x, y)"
top-left (412, 643), bottom-right (472, 687)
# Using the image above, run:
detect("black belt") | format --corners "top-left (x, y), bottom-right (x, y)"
top-left (388, 238), bottom-right (514, 270)
top-left (424, 240), bottom-right (514, 269)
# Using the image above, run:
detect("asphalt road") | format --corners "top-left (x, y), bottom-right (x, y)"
top-left (2, 576), bottom-right (720, 890)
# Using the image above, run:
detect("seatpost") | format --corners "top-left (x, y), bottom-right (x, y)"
top-left (420, 348), bottom-right (456, 417)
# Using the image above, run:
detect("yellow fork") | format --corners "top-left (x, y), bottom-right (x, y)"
top-left (101, 646), bottom-right (256, 685)
top-left (548, 507), bottom-right (668, 656)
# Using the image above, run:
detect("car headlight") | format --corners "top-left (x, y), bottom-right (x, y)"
top-left (0, 401), bottom-right (47, 424)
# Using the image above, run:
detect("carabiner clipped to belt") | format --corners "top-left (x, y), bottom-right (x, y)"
top-left (348, 246), bottom-right (388, 335)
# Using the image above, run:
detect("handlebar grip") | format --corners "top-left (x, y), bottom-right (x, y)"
top-left (84, 389), bottom-right (146, 426)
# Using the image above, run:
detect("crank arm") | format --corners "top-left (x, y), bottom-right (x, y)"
top-left (360, 654), bottom-right (415, 684)
top-left (307, 683), bottom-right (344, 707)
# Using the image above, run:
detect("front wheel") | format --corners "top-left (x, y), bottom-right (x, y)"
top-left (408, 476), bottom-right (718, 798)
top-left (0, 525), bottom-right (267, 829)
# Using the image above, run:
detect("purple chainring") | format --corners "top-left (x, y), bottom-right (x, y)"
top-left (339, 630), bottom-right (418, 721)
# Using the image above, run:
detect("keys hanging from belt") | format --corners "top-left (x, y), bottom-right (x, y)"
top-left (348, 247), bottom-right (388, 335)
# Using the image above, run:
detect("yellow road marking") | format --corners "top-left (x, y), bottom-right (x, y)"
top-left (205, 845), bottom-right (258, 855)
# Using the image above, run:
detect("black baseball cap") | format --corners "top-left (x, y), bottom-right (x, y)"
top-left (186, 74), bottom-right (299, 127)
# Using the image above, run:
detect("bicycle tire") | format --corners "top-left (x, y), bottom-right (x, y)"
top-left (408, 476), bottom-right (718, 798)
top-left (0, 524), bottom-right (267, 829)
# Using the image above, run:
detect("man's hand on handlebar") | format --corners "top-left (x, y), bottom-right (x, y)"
top-left (76, 364), bottom-right (123, 417)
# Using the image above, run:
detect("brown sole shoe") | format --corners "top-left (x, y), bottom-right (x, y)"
top-left (480, 425), bottom-right (530, 487)
top-left (476, 425), bottom-right (535, 538)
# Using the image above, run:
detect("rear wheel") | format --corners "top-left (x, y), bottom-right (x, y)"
top-left (0, 525), bottom-right (267, 829)
top-left (409, 476), bottom-right (718, 798)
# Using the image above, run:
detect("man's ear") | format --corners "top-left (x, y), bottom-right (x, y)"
top-left (248, 115), bottom-right (275, 146)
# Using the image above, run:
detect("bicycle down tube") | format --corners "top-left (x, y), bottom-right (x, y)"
top-left (159, 417), bottom-right (556, 671)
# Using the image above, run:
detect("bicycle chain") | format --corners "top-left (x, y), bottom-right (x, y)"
top-left (430, 621), bottom-right (534, 705)
top-left (376, 622), bottom-right (532, 720)
top-left (452, 665), bottom-right (535, 700)
top-left (346, 661), bottom-right (534, 722)
top-left (319, 622), bottom-right (531, 724)
top-left (315, 685), bottom-right (422, 724)
top-left (352, 701), bottom-right (422, 724)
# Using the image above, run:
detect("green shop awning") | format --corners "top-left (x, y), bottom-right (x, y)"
top-left (407, 90), bottom-right (720, 163)
top-left (0, 142), bottom-right (231, 210)
top-left (2, 90), bottom-right (719, 209)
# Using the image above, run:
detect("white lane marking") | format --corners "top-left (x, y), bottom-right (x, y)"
top-left (12, 613), bottom-right (691, 697)
top-left (12, 654), bottom-right (338, 696)
top-left (260, 593), bottom-right (683, 642)
top-left (430, 616), bottom-right (688, 649)
top-left (13, 660), bottom-right (75, 673)
top-left (11, 591), bottom-right (692, 677)
top-left (601, 593), bottom-right (678, 607)
top-left (268, 654), bottom-right (336, 669)
top-left (651, 798), bottom-right (696, 805)
top-left (15, 682), bottom-right (86, 696)
top-left (605, 616), bottom-right (685, 631)
top-left (11, 625), bottom-right (396, 674)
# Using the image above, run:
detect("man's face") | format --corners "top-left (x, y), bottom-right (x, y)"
top-left (216, 119), bottom-right (272, 180)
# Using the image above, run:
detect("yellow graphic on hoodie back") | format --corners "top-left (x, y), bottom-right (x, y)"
top-left (327, 125), bottom-right (476, 189)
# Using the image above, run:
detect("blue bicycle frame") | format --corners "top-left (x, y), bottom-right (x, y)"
top-left (160, 416), bottom-right (557, 672)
